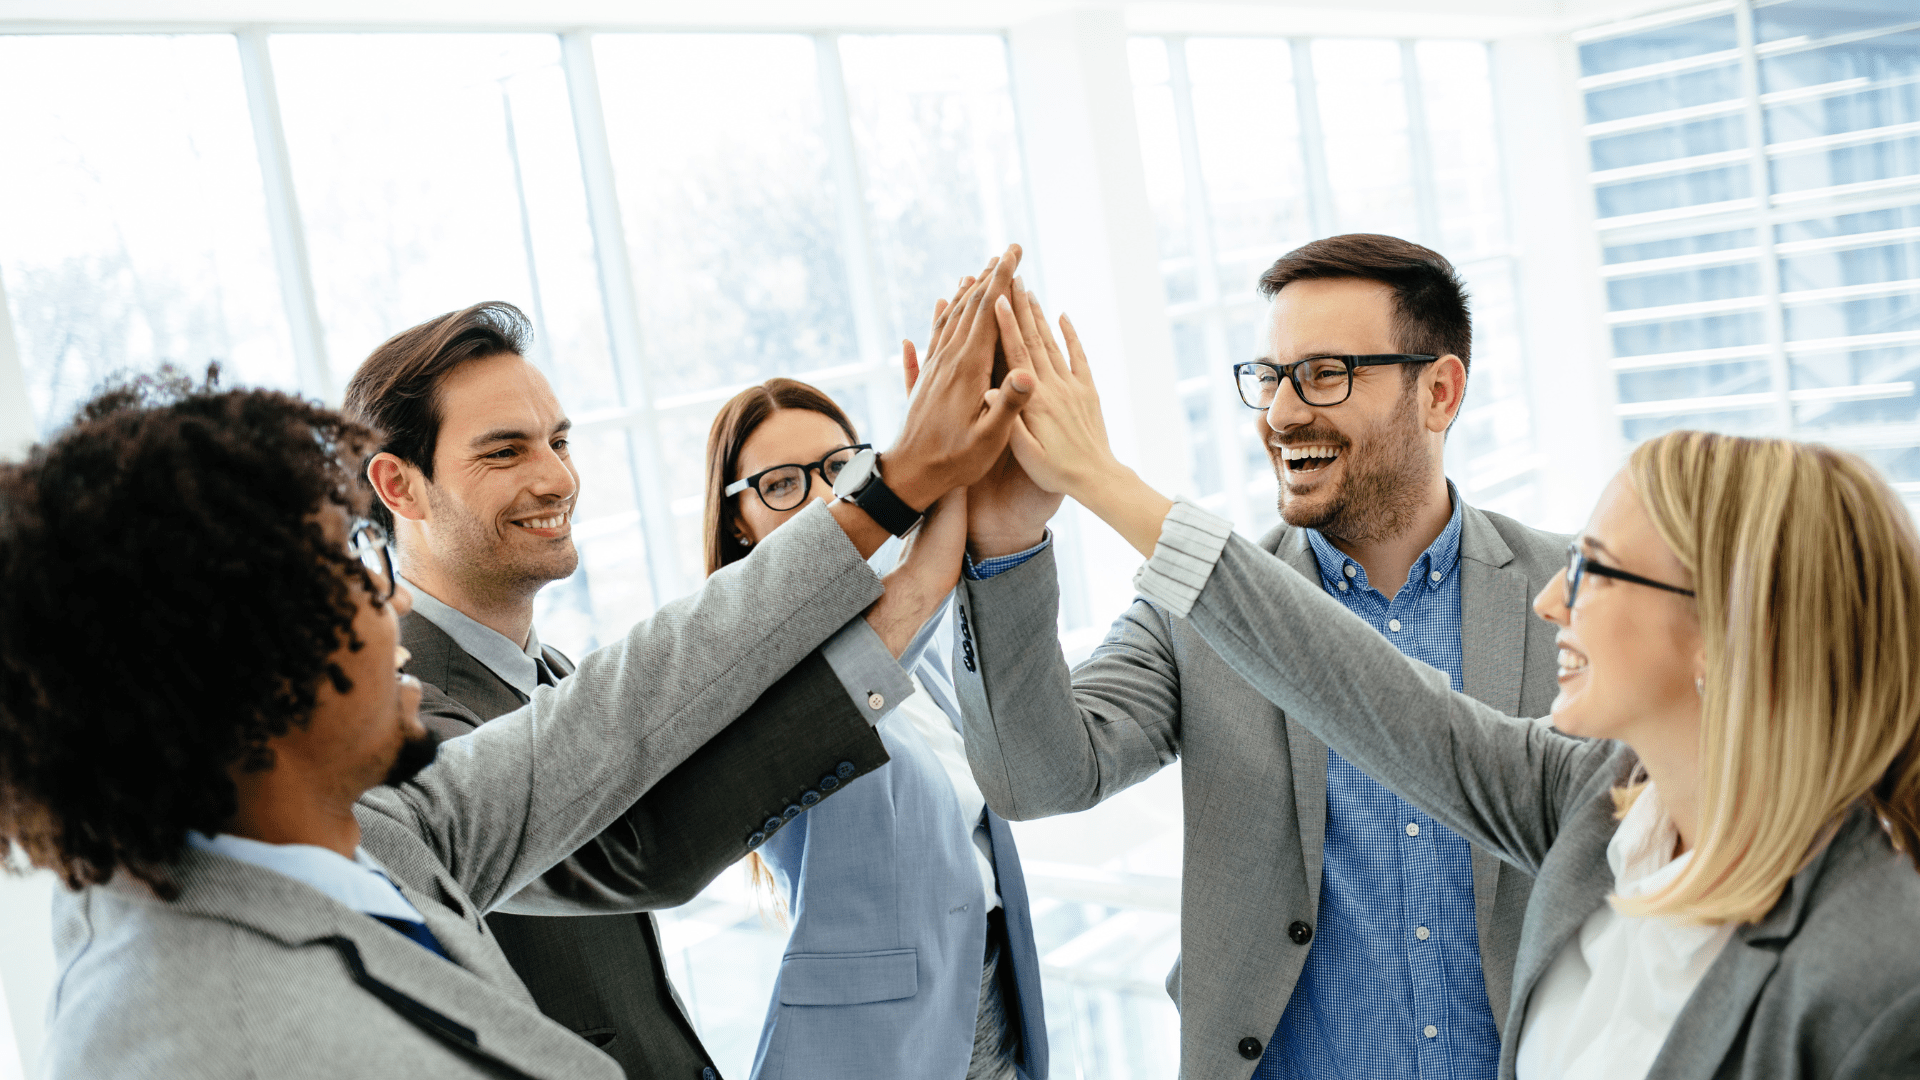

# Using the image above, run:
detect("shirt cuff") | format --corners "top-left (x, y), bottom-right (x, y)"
top-left (1131, 497), bottom-right (1234, 619)
top-left (820, 615), bottom-right (918, 726)
top-left (963, 531), bottom-right (1052, 580)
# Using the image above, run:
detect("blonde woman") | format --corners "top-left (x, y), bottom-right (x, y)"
top-left (977, 282), bottom-right (1920, 1078)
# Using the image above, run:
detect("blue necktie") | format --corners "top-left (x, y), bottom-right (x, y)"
top-left (374, 914), bottom-right (451, 961)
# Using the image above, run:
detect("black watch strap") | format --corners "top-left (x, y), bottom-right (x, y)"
top-left (852, 474), bottom-right (924, 537)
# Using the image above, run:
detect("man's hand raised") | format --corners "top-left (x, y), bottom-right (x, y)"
top-left (968, 283), bottom-right (1066, 559)
top-left (879, 244), bottom-right (1034, 512)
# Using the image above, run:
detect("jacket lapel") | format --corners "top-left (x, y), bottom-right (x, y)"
top-left (144, 847), bottom-right (618, 1080)
top-left (1269, 526), bottom-right (1331, 905)
top-left (1455, 504), bottom-right (1532, 978)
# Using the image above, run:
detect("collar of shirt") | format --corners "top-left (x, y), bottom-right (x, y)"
top-left (186, 831), bottom-right (424, 923)
top-left (400, 576), bottom-right (545, 700)
top-left (1609, 782), bottom-right (1691, 897)
top-left (1304, 481), bottom-right (1465, 598)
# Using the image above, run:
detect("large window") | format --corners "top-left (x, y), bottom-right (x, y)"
top-left (1127, 35), bottom-right (1543, 534)
top-left (1578, 0), bottom-right (1920, 518)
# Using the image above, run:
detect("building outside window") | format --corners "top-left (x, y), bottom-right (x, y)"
top-left (1577, 0), bottom-right (1920, 520)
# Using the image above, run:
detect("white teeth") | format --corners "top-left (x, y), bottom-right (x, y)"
top-left (516, 513), bottom-right (570, 530)
top-left (1557, 647), bottom-right (1589, 675)
top-left (1281, 445), bottom-right (1339, 462)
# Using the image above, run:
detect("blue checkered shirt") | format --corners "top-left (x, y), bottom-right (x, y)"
top-left (1258, 491), bottom-right (1499, 1080)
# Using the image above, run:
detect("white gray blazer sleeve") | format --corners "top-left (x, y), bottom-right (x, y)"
top-left (1137, 499), bottom-right (1616, 874)
top-left (356, 500), bottom-right (889, 915)
top-left (954, 543), bottom-right (1183, 821)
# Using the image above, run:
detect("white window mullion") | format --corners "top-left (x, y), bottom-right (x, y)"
top-left (236, 31), bottom-right (330, 402)
top-left (558, 31), bottom-right (682, 607)
top-left (1732, 0), bottom-right (1794, 435)
top-left (813, 33), bottom-right (903, 447)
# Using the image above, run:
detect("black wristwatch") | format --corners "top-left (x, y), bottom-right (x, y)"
top-left (830, 448), bottom-right (924, 536)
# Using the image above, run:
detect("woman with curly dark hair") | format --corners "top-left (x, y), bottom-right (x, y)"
top-left (0, 245), bottom-right (1030, 1080)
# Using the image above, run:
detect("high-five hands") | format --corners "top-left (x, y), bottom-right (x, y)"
top-left (879, 245), bottom-right (1034, 513)
top-left (991, 285), bottom-right (1175, 559)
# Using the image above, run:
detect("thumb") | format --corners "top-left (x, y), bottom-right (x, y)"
top-left (973, 369), bottom-right (1035, 447)
top-left (902, 339), bottom-right (920, 394)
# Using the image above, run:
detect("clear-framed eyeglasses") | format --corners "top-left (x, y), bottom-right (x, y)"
top-left (725, 444), bottom-right (870, 511)
top-left (1232, 354), bottom-right (1438, 409)
top-left (348, 519), bottom-right (396, 605)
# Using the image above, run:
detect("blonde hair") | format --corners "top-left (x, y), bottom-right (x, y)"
top-left (1615, 431), bottom-right (1920, 923)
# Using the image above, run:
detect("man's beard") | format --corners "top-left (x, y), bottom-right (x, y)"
top-left (1272, 384), bottom-right (1431, 545)
top-left (382, 729), bottom-right (443, 788)
top-left (422, 482), bottom-right (578, 602)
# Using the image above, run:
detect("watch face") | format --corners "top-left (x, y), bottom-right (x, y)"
top-left (831, 447), bottom-right (878, 499)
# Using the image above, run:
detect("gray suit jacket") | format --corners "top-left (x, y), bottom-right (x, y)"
top-left (404, 609), bottom-right (889, 1080)
top-left (41, 502), bottom-right (893, 1080)
top-left (954, 502), bottom-right (1567, 1079)
top-left (1168, 522), bottom-right (1920, 1079)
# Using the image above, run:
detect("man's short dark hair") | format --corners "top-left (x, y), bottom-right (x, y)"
top-left (0, 368), bottom-right (378, 898)
top-left (342, 302), bottom-right (532, 534)
top-left (1257, 234), bottom-right (1472, 378)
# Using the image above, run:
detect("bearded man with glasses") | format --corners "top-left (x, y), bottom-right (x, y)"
top-left (951, 235), bottom-right (1572, 1079)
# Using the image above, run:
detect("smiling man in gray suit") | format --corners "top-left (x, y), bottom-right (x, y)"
top-left (342, 298), bottom-right (1000, 1080)
top-left (954, 238), bottom-right (1567, 1079)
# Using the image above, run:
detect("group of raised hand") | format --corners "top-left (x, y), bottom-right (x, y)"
top-left (866, 242), bottom-right (1181, 630)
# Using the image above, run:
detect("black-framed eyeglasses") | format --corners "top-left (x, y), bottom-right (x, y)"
top-left (348, 519), bottom-right (396, 605)
top-left (1564, 543), bottom-right (1694, 608)
top-left (1232, 354), bottom-right (1439, 409)
top-left (725, 444), bottom-right (871, 511)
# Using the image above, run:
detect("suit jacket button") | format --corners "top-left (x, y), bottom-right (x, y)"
top-left (762, 816), bottom-right (783, 833)
top-left (746, 832), bottom-right (766, 849)
top-left (782, 804), bottom-right (803, 821)
top-left (1238, 1036), bottom-right (1263, 1060)
top-left (1288, 921), bottom-right (1313, 945)
top-left (702, 1069), bottom-right (718, 1080)
top-left (800, 790), bottom-right (822, 807)
top-left (836, 761), bottom-right (856, 779)
top-left (819, 775), bottom-right (839, 792)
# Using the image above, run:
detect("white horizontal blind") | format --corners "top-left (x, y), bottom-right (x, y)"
top-left (1578, 0), bottom-right (1920, 518)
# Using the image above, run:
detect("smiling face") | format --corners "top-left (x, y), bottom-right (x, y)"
top-left (731, 407), bottom-right (859, 546)
top-left (1258, 278), bottom-right (1447, 544)
top-left (1534, 469), bottom-right (1703, 759)
top-left (412, 352), bottom-right (579, 602)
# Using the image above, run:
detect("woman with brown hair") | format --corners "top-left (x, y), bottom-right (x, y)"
top-left (704, 375), bottom-right (1048, 1080)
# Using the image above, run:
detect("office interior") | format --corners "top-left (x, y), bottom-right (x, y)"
top-left (1, 0), bottom-right (1915, 1076)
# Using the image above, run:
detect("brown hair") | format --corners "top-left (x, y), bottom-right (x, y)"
top-left (341, 301), bottom-right (532, 535)
top-left (702, 378), bottom-right (859, 918)
top-left (703, 378), bottom-right (859, 575)
top-left (1258, 233), bottom-right (1472, 377)
top-left (706, 374), bottom-right (856, 910)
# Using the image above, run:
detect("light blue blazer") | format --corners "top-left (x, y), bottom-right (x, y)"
top-left (749, 608), bottom-right (1048, 1080)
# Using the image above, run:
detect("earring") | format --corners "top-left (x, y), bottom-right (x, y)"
top-left (1694, 676), bottom-right (1704, 697)
top-left (738, 536), bottom-right (751, 548)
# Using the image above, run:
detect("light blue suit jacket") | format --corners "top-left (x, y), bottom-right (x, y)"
top-left (749, 608), bottom-right (1048, 1080)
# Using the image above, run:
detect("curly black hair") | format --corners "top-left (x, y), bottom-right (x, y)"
top-left (0, 367), bottom-right (381, 898)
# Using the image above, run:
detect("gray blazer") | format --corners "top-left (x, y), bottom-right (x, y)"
top-left (953, 501), bottom-right (1568, 1079)
top-left (1169, 523), bottom-right (1920, 1079)
top-left (405, 611), bottom-right (889, 1080)
top-left (41, 503), bottom-right (894, 1080)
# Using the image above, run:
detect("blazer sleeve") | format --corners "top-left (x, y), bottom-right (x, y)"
top-left (354, 501), bottom-right (888, 915)
top-left (1162, 517), bottom-right (1617, 874)
top-left (954, 542), bottom-right (1183, 821)
top-left (494, 649), bottom-right (889, 915)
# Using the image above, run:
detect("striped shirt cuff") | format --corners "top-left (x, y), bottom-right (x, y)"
top-left (963, 531), bottom-right (1052, 580)
top-left (1131, 497), bottom-right (1234, 619)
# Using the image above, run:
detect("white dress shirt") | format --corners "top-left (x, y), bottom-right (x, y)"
top-left (1514, 784), bottom-right (1736, 1080)
top-left (890, 671), bottom-right (1002, 911)
top-left (187, 831), bottom-right (424, 923)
